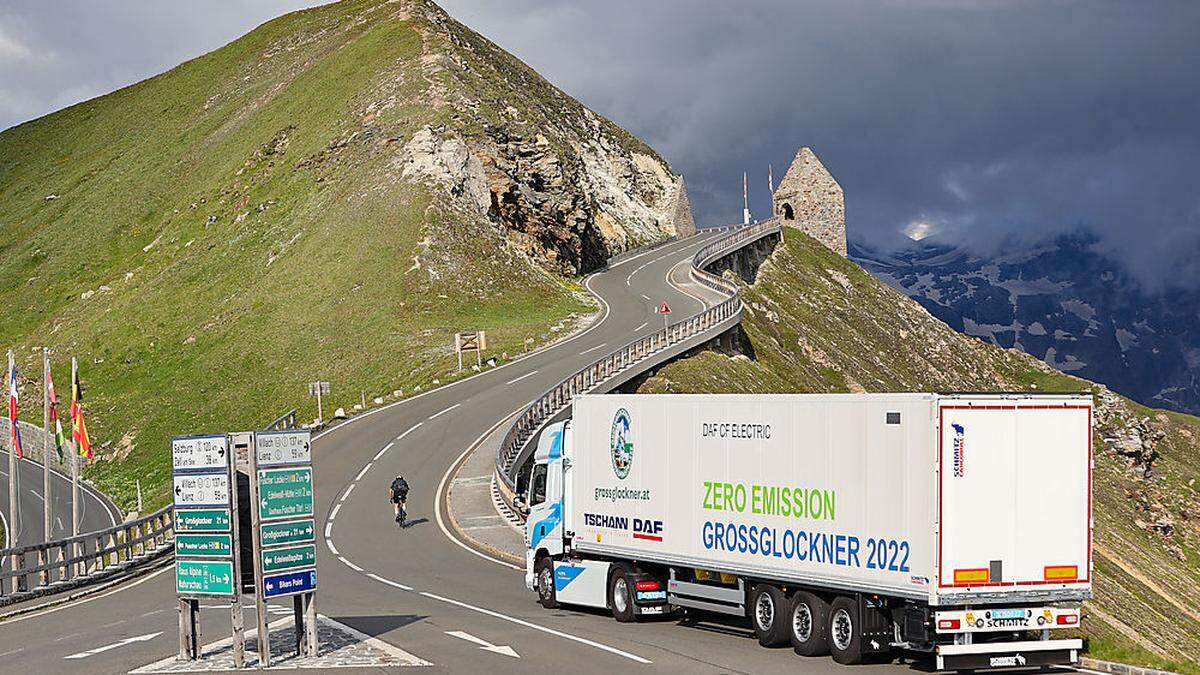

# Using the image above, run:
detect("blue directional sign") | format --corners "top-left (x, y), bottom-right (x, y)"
top-left (262, 568), bottom-right (317, 599)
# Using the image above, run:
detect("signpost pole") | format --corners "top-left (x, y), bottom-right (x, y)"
top-left (247, 433), bottom-right (270, 668)
top-left (178, 598), bottom-right (199, 659)
top-left (305, 590), bottom-right (318, 656)
top-left (228, 435), bottom-right (245, 669)
top-left (316, 386), bottom-right (323, 425)
top-left (7, 350), bottom-right (18, 585)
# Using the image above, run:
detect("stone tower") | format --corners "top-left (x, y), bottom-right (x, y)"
top-left (772, 147), bottom-right (846, 256)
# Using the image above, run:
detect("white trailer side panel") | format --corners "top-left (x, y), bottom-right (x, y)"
top-left (571, 394), bottom-right (938, 600)
top-left (935, 397), bottom-right (1092, 602)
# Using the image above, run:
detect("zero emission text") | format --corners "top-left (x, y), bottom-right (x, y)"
top-left (703, 480), bottom-right (835, 521)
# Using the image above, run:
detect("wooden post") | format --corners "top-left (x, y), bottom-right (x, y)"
top-left (179, 598), bottom-right (199, 660)
top-left (304, 592), bottom-right (318, 656)
top-left (228, 436), bottom-right (245, 669)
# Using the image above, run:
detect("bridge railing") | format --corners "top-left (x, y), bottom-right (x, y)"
top-left (495, 218), bottom-right (781, 498)
top-left (0, 505), bottom-right (173, 606)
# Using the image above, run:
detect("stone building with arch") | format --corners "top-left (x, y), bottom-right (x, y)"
top-left (771, 147), bottom-right (846, 256)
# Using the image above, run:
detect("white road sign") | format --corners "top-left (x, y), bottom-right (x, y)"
top-left (256, 430), bottom-right (312, 467)
top-left (173, 472), bottom-right (231, 508)
top-left (172, 435), bottom-right (229, 472)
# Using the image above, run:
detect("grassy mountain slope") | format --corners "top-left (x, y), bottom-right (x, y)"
top-left (0, 0), bottom-right (682, 508)
top-left (637, 229), bottom-right (1200, 671)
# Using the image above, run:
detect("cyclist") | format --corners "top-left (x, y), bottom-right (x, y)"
top-left (389, 474), bottom-right (410, 526)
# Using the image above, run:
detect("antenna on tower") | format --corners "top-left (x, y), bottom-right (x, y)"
top-left (742, 171), bottom-right (751, 225)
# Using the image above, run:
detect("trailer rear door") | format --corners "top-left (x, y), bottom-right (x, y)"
top-left (936, 396), bottom-right (1091, 599)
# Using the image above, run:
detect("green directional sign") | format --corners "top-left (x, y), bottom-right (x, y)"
top-left (176, 533), bottom-right (233, 558)
top-left (176, 559), bottom-right (235, 596)
top-left (257, 467), bottom-right (314, 521)
top-left (261, 544), bottom-right (317, 573)
top-left (260, 518), bottom-right (316, 547)
top-left (175, 507), bottom-right (232, 532)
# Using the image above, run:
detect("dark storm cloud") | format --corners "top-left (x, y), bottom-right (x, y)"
top-left (3, 1), bottom-right (1197, 286)
top-left (440, 0), bottom-right (1200, 288)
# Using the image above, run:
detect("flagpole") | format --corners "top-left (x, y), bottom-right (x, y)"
top-left (43, 348), bottom-right (51, 543)
top-left (7, 349), bottom-right (16, 554)
top-left (71, 356), bottom-right (81, 576)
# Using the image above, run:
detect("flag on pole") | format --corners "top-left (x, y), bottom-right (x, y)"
top-left (47, 367), bottom-right (65, 463)
top-left (70, 366), bottom-right (91, 460)
top-left (8, 357), bottom-right (23, 459)
top-left (768, 164), bottom-right (774, 193)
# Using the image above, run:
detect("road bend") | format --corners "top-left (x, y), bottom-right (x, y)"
top-left (0, 231), bottom-right (906, 674)
top-left (0, 450), bottom-right (118, 548)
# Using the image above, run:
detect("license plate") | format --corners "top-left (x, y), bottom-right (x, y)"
top-left (990, 656), bottom-right (1019, 667)
top-left (991, 608), bottom-right (1025, 620)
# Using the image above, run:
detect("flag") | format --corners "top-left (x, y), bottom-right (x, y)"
top-left (47, 367), bottom-right (65, 463)
top-left (70, 366), bottom-right (91, 460)
top-left (8, 358), bottom-right (23, 459)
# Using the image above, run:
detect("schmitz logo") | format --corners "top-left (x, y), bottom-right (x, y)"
top-left (610, 408), bottom-right (633, 480)
top-left (951, 423), bottom-right (965, 477)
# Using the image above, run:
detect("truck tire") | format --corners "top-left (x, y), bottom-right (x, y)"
top-left (789, 590), bottom-right (830, 656)
top-left (534, 556), bottom-right (558, 609)
top-left (750, 584), bottom-right (790, 647)
top-left (608, 567), bottom-right (637, 623)
top-left (828, 596), bottom-right (864, 665)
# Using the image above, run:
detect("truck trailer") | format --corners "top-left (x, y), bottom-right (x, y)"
top-left (523, 393), bottom-right (1092, 669)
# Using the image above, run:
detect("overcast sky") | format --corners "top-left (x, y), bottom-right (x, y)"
top-left (2, 0), bottom-right (1198, 287)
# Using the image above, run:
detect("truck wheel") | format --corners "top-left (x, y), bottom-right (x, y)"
top-left (535, 556), bottom-right (558, 609)
top-left (608, 567), bottom-right (637, 623)
top-left (750, 584), bottom-right (790, 647)
top-left (828, 596), bottom-right (864, 665)
top-left (789, 590), bottom-right (830, 656)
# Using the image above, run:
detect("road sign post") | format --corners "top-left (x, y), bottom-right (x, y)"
top-left (454, 331), bottom-right (486, 371)
top-left (248, 429), bottom-right (317, 666)
top-left (656, 301), bottom-right (672, 329)
top-left (172, 433), bottom-right (243, 664)
top-left (307, 382), bottom-right (330, 424)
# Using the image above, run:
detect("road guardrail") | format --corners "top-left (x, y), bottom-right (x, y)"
top-left (494, 219), bottom-right (782, 508)
top-left (0, 505), bottom-right (173, 607)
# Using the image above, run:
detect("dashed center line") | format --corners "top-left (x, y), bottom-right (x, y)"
top-left (354, 463), bottom-right (372, 482)
top-left (340, 483), bottom-right (355, 502)
top-left (329, 503), bottom-right (343, 521)
top-left (634, 321), bottom-right (648, 331)
top-left (505, 370), bottom-right (539, 385)
top-left (578, 343), bottom-right (606, 355)
top-left (429, 403), bottom-right (460, 420)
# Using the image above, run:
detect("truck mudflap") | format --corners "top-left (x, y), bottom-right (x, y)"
top-left (935, 638), bottom-right (1082, 671)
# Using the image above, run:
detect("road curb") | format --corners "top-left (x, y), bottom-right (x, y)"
top-left (1080, 657), bottom-right (1180, 675)
top-left (443, 424), bottom-right (524, 568)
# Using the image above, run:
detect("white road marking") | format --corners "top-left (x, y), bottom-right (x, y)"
top-left (325, 537), bottom-right (339, 556)
top-left (0, 564), bottom-right (172, 625)
top-left (340, 483), bottom-right (355, 502)
top-left (396, 423), bottom-right (422, 441)
top-left (445, 630), bottom-right (520, 658)
top-left (641, 294), bottom-right (650, 300)
top-left (505, 370), bottom-right (539, 385)
top-left (30, 489), bottom-right (42, 501)
top-left (355, 463), bottom-right (372, 482)
top-left (429, 403), bottom-right (460, 420)
top-left (324, 521), bottom-right (333, 538)
top-left (366, 572), bottom-right (413, 591)
top-left (337, 556), bottom-right (363, 573)
top-left (64, 631), bottom-right (161, 659)
top-left (0, 647), bottom-right (23, 658)
top-left (634, 321), bottom-right (648, 331)
top-left (421, 591), bottom-right (650, 664)
top-left (375, 440), bottom-right (396, 461)
top-left (329, 503), bottom-right (342, 521)
top-left (578, 343), bottom-right (606, 355)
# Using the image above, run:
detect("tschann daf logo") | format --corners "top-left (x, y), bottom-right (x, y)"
top-left (951, 423), bottom-right (965, 477)
top-left (610, 408), bottom-right (633, 480)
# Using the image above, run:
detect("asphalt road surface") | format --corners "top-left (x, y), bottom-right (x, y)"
top-left (0, 232), bottom-right (938, 674)
top-left (0, 450), bottom-right (119, 549)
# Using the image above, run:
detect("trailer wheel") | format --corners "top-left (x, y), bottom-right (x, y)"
top-left (828, 596), bottom-right (864, 665)
top-left (750, 584), bottom-right (790, 647)
top-left (789, 590), bottom-right (830, 656)
top-left (534, 556), bottom-right (558, 609)
top-left (608, 567), bottom-right (637, 623)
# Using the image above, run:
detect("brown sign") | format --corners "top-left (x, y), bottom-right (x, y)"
top-left (455, 331), bottom-right (486, 352)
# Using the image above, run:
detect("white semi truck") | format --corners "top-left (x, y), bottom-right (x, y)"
top-left (524, 393), bottom-right (1092, 669)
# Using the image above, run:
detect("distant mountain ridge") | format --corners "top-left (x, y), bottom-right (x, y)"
top-left (852, 233), bottom-right (1200, 415)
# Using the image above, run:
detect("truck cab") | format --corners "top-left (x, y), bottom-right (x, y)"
top-left (524, 421), bottom-right (568, 591)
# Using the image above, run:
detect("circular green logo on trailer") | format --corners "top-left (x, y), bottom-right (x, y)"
top-left (610, 408), bottom-right (633, 480)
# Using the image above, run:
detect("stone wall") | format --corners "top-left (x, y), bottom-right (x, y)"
top-left (669, 175), bottom-right (696, 238)
top-left (772, 147), bottom-right (846, 256)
